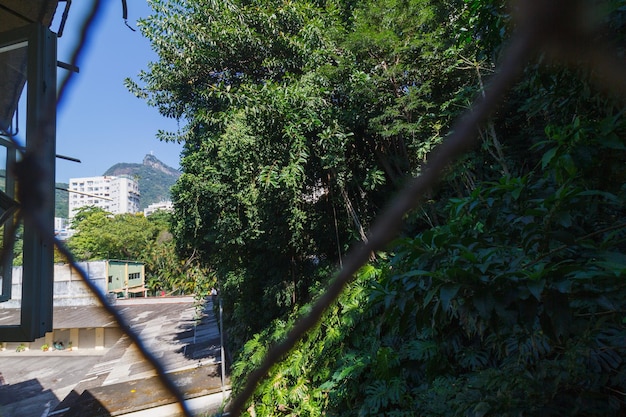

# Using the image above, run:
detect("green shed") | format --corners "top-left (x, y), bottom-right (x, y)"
top-left (106, 260), bottom-right (146, 297)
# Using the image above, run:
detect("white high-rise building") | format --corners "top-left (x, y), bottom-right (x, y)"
top-left (68, 175), bottom-right (140, 218)
top-left (143, 201), bottom-right (173, 217)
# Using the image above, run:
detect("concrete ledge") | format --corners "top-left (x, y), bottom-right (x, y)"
top-left (64, 365), bottom-right (226, 416)
top-left (121, 389), bottom-right (231, 417)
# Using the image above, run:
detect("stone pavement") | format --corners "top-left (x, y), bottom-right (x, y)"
top-left (0, 297), bottom-right (229, 417)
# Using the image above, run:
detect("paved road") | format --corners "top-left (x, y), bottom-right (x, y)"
top-left (0, 354), bottom-right (105, 417)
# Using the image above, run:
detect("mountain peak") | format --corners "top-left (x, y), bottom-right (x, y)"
top-left (143, 154), bottom-right (181, 177)
top-left (103, 155), bottom-right (181, 209)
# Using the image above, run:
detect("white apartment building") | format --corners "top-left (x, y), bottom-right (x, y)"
top-left (143, 200), bottom-right (173, 217)
top-left (54, 217), bottom-right (69, 231)
top-left (54, 217), bottom-right (74, 241)
top-left (68, 175), bottom-right (140, 218)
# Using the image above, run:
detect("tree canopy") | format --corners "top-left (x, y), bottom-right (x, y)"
top-left (129, 0), bottom-right (490, 348)
top-left (129, 0), bottom-right (626, 415)
top-left (67, 207), bottom-right (212, 296)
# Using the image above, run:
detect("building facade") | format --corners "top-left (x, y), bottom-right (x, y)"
top-left (0, 260), bottom-right (146, 353)
top-left (143, 200), bottom-right (174, 217)
top-left (54, 216), bottom-right (74, 241)
top-left (68, 175), bottom-right (140, 218)
top-left (107, 260), bottom-right (146, 297)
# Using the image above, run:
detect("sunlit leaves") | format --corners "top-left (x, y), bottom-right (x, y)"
top-left (67, 208), bottom-right (211, 296)
top-left (133, 0), bottom-right (626, 414)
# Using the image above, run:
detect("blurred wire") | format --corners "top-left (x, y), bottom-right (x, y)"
top-left (226, 0), bottom-right (626, 415)
top-left (53, 3), bottom-right (192, 415)
top-left (4, 0), bottom-right (626, 416)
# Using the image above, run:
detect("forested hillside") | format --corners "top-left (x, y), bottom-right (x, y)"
top-left (104, 154), bottom-right (180, 209)
top-left (55, 182), bottom-right (69, 218)
top-left (130, 0), bottom-right (626, 415)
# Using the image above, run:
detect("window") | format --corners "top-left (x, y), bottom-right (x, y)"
top-left (0, 23), bottom-right (56, 342)
top-left (128, 272), bottom-right (141, 280)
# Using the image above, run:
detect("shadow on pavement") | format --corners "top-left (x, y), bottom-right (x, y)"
top-left (0, 377), bottom-right (59, 417)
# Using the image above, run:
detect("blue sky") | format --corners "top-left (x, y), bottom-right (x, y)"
top-left (53, 1), bottom-right (183, 183)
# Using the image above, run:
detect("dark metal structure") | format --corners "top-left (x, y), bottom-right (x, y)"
top-left (0, 0), bottom-right (58, 341)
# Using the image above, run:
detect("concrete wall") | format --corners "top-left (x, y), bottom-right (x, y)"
top-left (1, 261), bottom-right (107, 308)
top-left (52, 262), bottom-right (108, 306)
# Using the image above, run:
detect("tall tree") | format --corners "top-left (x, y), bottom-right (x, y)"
top-left (127, 0), bottom-right (626, 414)
top-left (68, 207), bottom-right (155, 260)
top-left (228, 1), bottom-right (626, 415)
top-left (128, 0), bottom-right (481, 349)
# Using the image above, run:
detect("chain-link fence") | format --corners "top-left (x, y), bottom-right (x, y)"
top-left (2, 0), bottom-right (625, 416)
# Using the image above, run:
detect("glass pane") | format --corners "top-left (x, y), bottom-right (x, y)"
top-left (0, 144), bottom-right (6, 193)
top-left (0, 139), bottom-right (17, 305)
top-left (0, 41), bottom-right (28, 134)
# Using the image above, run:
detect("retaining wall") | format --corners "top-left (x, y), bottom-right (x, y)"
top-left (1, 261), bottom-right (107, 308)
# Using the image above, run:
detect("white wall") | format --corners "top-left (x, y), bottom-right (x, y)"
top-left (1, 261), bottom-right (108, 308)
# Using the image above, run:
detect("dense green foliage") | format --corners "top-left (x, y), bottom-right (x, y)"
top-left (67, 207), bottom-right (212, 295)
top-left (130, 0), bottom-right (486, 350)
top-left (130, 0), bottom-right (626, 415)
top-left (235, 161), bottom-right (626, 415)
top-left (55, 182), bottom-right (69, 218)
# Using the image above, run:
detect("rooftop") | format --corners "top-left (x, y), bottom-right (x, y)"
top-left (0, 297), bottom-right (229, 417)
